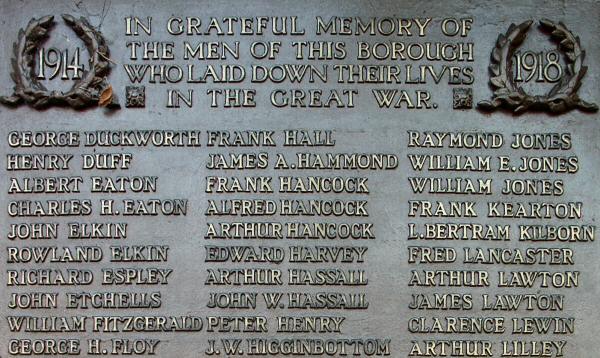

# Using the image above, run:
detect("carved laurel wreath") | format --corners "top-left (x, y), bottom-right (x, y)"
top-left (0, 14), bottom-right (119, 109)
top-left (477, 19), bottom-right (597, 114)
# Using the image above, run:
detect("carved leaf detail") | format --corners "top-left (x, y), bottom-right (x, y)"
top-left (490, 77), bottom-right (505, 88)
top-left (98, 86), bottom-right (113, 107)
top-left (478, 19), bottom-right (597, 114)
top-left (0, 14), bottom-right (119, 109)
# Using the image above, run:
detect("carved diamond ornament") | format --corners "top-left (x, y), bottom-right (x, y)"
top-left (126, 86), bottom-right (146, 108)
top-left (453, 88), bottom-right (473, 109)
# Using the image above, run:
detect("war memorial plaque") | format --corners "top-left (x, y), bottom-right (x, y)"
top-left (0, 0), bottom-right (598, 356)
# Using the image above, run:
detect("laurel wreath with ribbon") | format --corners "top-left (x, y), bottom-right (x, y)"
top-left (0, 14), bottom-right (119, 109)
top-left (477, 19), bottom-right (597, 114)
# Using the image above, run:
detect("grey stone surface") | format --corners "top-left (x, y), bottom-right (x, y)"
top-left (0, 0), bottom-right (598, 357)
